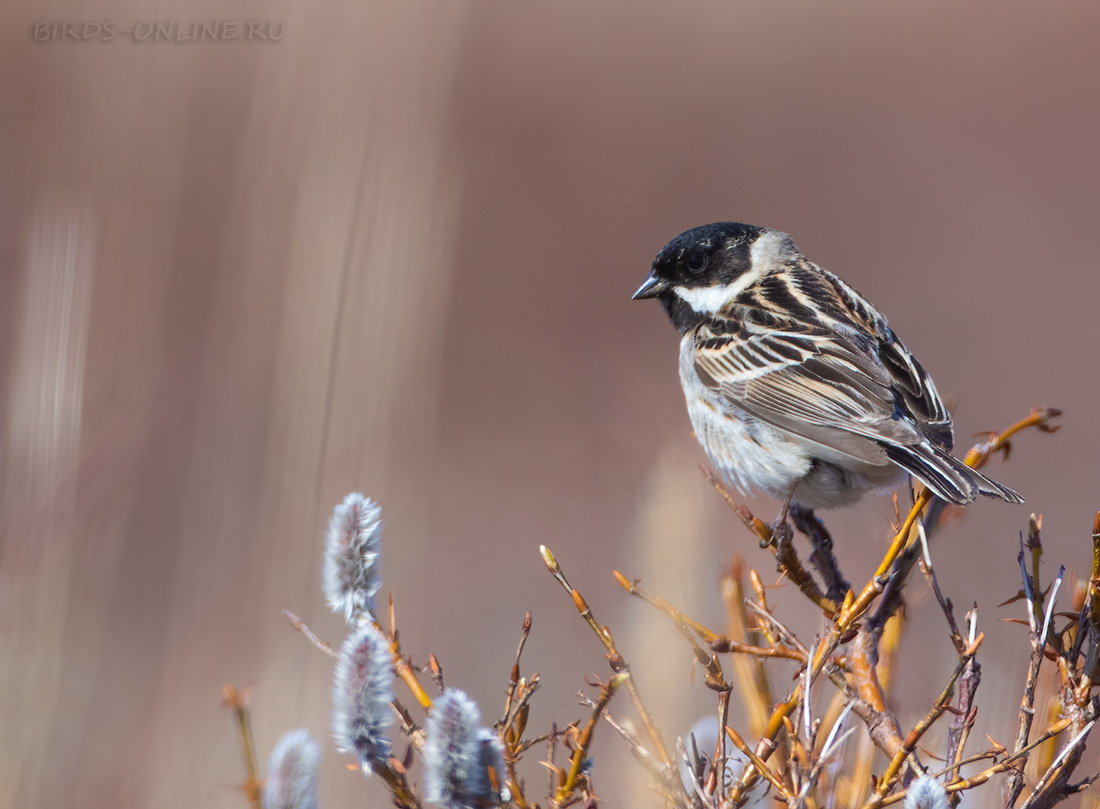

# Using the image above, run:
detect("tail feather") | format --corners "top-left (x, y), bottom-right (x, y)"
top-left (879, 441), bottom-right (1024, 506)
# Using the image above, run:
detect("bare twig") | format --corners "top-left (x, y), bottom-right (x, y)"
top-left (1017, 721), bottom-right (1095, 809)
top-left (725, 724), bottom-right (793, 799)
top-left (703, 467), bottom-right (836, 615)
top-left (946, 608), bottom-right (981, 781)
top-left (708, 688), bottom-right (732, 802)
top-left (614, 570), bottom-right (721, 643)
top-left (540, 545), bottom-right (685, 802)
top-left (725, 561), bottom-right (776, 740)
top-left (915, 526), bottom-right (965, 654)
top-left (871, 633), bottom-right (984, 803)
top-left (427, 653), bottom-right (445, 694)
top-left (843, 409), bottom-right (1059, 634)
top-left (281, 609), bottom-right (338, 658)
top-left (1004, 518), bottom-right (1049, 809)
top-left (222, 684), bottom-right (262, 809)
top-left (502, 674), bottom-right (541, 744)
top-left (875, 717), bottom-right (1075, 808)
top-left (1086, 513), bottom-right (1100, 680)
top-left (744, 599), bottom-right (810, 659)
top-left (386, 595), bottom-right (434, 710)
top-left (546, 723), bottom-right (559, 805)
top-left (501, 612), bottom-right (533, 726)
top-left (578, 694), bottom-right (670, 789)
top-left (554, 676), bottom-right (624, 805)
top-left (619, 572), bottom-right (805, 662)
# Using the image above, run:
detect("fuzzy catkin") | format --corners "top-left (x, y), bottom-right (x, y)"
top-left (475, 728), bottom-right (506, 803)
top-left (424, 690), bottom-right (503, 808)
top-left (332, 623), bottom-right (394, 775)
top-left (262, 729), bottom-right (320, 809)
top-left (322, 493), bottom-right (383, 623)
top-left (904, 776), bottom-right (948, 809)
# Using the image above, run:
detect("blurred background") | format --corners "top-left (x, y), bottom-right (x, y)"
top-left (2, 1), bottom-right (1099, 807)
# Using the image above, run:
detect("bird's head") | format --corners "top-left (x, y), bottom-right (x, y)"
top-left (633, 222), bottom-right (799, 333)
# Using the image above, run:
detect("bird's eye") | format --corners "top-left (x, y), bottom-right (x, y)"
top-left (686, 251), bottom-right (708, 273)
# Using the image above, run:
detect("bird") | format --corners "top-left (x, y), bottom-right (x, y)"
top-left (633, 222), bottom-right (1022, 525)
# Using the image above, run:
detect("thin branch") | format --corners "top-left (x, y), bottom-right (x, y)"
top-left (554, 676), bottom-right (624, 805)
top-left (540, 545), bottom-right (685, 800)
top-left (222, 684), bottom-right (262, 809)
top-left (501, 612), bottom-right (533, 726)
top-left (614, 570), bottom-right (721, 643)
top-left (1017, 721), bottom-right (1095, 809)
top-left (618, 572), bottom-right (805, 662)
top-left (725, 562), bottom-right (778, 741)
top-left (703, 468), bottom-right (836, 615)
top-left (871, 633), bottom-right (984, 803)
top-left (915, 527), bottom-right (965, 654)
top-left (502, 674), bottom-right (542, 744)
top-left (843, 409), bottom-right (1059, 634)
top-left (385, 595), bottom-right (433, 710)
top-left (725, 724), bottom-right (793, 799)
top-left (578, 694), bottom-right (670, 789)
top-left (281, 610), bottom-right (338, 658)
top-left (875, 717), bottom-right (1074, 808)
top-left (946, 608), bottom-right (981, 781)
top-left (710, 688), bottom-right (732, 802)
top-left (1004, 519), bottom-right (1049, 809)
top-left (546, 722), bottom-right (559, 806)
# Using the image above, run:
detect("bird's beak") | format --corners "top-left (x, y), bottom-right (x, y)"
top-left (632, 271), bottom-right (668, 300)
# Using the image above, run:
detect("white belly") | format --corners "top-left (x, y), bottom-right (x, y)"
top-left (678, 337), bottom-right (902, 510)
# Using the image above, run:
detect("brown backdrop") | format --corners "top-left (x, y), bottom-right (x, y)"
top-left (2, 2), bottom-right (1099, 808)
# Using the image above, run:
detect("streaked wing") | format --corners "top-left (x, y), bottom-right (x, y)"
top-left (874, 332), bottom-right (953, 447)
top-left (790, 267), bottom-right (952, 447)
top-left (687, 264), bottom-right (1017, 506)
top-left (692, 314), bottom-right (928, 464)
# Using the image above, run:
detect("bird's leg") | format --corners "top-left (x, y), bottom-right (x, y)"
top-left (768, 487), bottom-right (797, 548)
top-left (790, 504), bottom-right (850, 604)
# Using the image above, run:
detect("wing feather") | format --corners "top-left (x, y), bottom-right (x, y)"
top-left (692, 311), bottom-right (944, 468)
top-left (686, 265), bottom-right (1019, 505)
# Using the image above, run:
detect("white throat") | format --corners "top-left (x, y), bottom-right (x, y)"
top-left (671, 283), bottom-right (744, 314)
top-left (671, 230), bottom-right (789, 314)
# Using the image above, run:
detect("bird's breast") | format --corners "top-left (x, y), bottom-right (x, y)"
top-left (678, 336), bottom-right (812, 498)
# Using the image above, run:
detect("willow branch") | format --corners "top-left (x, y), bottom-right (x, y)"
top-left (539, 545), bottom-right (683, 798)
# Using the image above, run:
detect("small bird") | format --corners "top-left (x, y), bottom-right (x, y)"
top-left (633, 222), bottom-right (1022, 520)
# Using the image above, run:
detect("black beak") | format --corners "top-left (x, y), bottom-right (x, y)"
top-left (632, 271), bottom-right (668, 300)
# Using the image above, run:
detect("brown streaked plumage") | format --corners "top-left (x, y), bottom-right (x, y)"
top-left (633, 222), bottom-right (1022, 510)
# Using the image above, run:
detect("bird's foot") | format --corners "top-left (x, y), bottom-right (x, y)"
top-left (768, 515), bottom-right (793, 548)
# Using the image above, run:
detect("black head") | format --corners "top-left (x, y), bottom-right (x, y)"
top-left (633, 222), bottom-right (796, 333)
